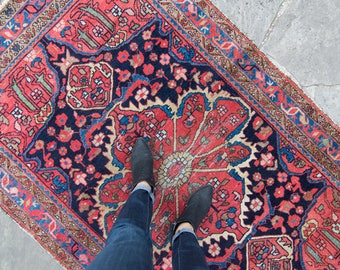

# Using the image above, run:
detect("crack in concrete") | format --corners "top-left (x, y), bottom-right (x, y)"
top-left (259, 0), bottom-right (293, 49)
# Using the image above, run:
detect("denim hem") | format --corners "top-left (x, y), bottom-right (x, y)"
top-left (172, 228), bottom-right (196, 246)
top-left (131, 183), bottom-right (155, 204)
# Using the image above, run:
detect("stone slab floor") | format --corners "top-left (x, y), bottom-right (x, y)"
top-left (0, 0), bottom-right (339, 269)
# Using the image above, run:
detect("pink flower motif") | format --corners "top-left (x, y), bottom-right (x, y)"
top-left (253, 172), bottom-right (262, 182)
top-left (296, 206), bottom-right (304, 215)
top-left (135, 87), bottom-right (149, 102)
top-left (92, 132), bottom-right (105, 147)
top-left (35, 140), bottom-right (44, 150)
top-left (149, 53), bottom-right (158, 61)
top-left (277, 172), bottom-right (288, 183)
top-left (173, 66), bottom-right (187, 80)
top-left (74, 171), bottom-right (87, 186)
top-left (58, 146), bottom-right (67, 156)
top-left (74, 154), bottom-right (83, 164)
top-left (260, 152), bottom-right (274, 167)
top-left (208, 242), bottom-right (221, 257)
top-left (142, 30), bottom-right (152, 40)
top-left (249, 198), bottom-right (263, 212)
top-left (290, 193), bottom-right (300, 203)
top-left (161, 257), bottom-right (172, 270)
top-left (285, 182), bottom-right (293, 191)
top-left (167, 80), bottom-right (176, 89)
top-left (129, 42), bottom-right (138, 51)
top-left (47, 127), bottom-right (56, 136)
top-left (86, 164), bottom-right (96, 174)
top-left (60, 157), bottom-right (72, 170)
top-left (159, 53), bottom-right (170, 65)
top-left (156, 69), bottom-right (165, 78)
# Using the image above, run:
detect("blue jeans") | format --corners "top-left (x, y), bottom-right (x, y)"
top-left (87, 186), bottom-right (209, 270)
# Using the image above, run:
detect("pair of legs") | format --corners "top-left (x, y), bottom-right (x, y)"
top-left (88, 138), bottom-right (212, 270)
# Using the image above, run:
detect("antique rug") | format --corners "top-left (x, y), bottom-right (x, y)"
top-left (0, 0), bottom-right (339, 269)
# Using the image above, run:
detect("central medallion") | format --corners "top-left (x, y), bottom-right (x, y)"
top-left (158, 151), bottom-right (194, 188)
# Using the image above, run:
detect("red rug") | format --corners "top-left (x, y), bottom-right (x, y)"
top-left (1, 0), bottom-right (339, 269)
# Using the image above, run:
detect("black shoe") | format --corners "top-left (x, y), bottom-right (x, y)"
top-left (131, 137), bottom-right (155, 189)
top-left (173, 185), bottom-right (213, 235)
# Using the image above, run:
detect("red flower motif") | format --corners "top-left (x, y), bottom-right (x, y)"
top-left (156, 38), bottom-right (169, 48)
top-left (55, 113), bottom-right (68, 127)
top-left (46, 141), bottom-right (57, 152)
top-left (130, 52), bottom-right (144, 68)
top-left (116, 69), bottom-right (131, 82)
top-left (274, 186), bottom-right (285, 198)
top-left (103, 52), bottom-right (113, 62)
top-left (79, 199), bottom-right (93, 213)
top-left (143, 63), bottom-right (154, 75)
top-left (199, 71), bottom-right (213, 86)
top-left (144, 41), bottom-right (154, 51)
top-left (287, 214), bottom-right (301, 228)
top-left (57, 100), bottom-right (66, 109)
top-left (88, 148), bottom-right (101, 161)
top-left (271, 215), bottom-right (284, 229)
top-left (290, 193), bottom-right (300, 203)
top-left (156, 69), bottom-right (165, 78)
top-left (75, 114), bottom-right (87, 128)
top-left (117, 50), bottom-right (129, 63)
top-left (70, 139), bottom-right (82, 152)
top-left (57, 126), bottom-right (74, 142)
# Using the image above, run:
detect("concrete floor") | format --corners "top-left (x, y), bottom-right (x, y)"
top-left (0, 0), bottom-right (339, 269)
